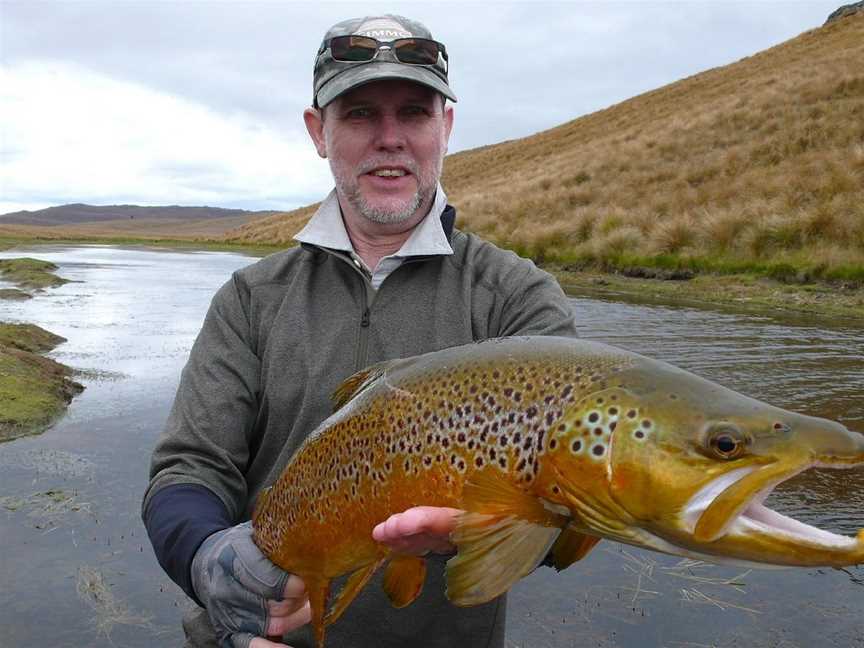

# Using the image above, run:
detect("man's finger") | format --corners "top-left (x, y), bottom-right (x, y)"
top-left (266, 600), bottom-right (312, 637)
top-left (372, 506), bottom-right (461, 542)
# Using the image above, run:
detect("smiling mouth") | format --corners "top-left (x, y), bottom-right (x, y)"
top-left (368, 168), bottom-right (409, 178)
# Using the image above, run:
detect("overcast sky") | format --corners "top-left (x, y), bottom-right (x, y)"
top-left (0, 0), bottom-right (843, 215)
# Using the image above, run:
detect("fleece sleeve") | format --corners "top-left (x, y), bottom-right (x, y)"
top-left (142, 272), bottom-right (260, 521)
top-left (142, 483), bottom-right (232, 603)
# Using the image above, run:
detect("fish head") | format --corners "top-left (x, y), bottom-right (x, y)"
top-left (548, 357), bottom-right (864, 567)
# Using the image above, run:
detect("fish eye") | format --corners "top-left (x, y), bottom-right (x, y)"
top-left (706, 423), bottom-right (747, 460)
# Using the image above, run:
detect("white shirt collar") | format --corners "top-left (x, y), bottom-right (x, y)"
top-left (293, 184), bottom-right (453, 258)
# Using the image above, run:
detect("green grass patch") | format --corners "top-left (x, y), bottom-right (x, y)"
top-left (0, 257), bottom-right (68, 289)
top-left (0, 323), bottom-right (83, 442)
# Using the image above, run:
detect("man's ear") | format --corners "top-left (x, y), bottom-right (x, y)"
top-left (443, 104), bottom-right (454, 154)
top-left (303, 107), bottom-right (327, 159)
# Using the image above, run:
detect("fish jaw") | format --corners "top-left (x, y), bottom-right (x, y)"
top-left (670, 456), bottom-right (864, 567)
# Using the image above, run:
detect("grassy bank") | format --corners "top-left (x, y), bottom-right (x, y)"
top-left (0, 323), bottom-right (84, 442)
top-left (549, 265), bottom-right (864, 322)
top-left (0, 257), bottom-right (70, 289)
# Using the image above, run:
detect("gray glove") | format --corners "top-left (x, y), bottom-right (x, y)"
top-left (191, 521), bottom-right (291, 648)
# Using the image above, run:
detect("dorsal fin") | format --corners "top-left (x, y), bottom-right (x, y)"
top-left (330, 360), bottom-right (393, 410)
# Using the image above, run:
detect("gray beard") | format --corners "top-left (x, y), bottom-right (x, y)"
top-left (332, 156), bottom-right (443, 225)
top-left (346, 183), bottom-right (429, 225)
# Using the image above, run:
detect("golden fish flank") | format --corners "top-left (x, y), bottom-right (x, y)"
top-left (252, 336), bottom-right (864, 648)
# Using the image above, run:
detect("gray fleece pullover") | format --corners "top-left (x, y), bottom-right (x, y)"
top-left (144, 216), bottom-right (578, 648)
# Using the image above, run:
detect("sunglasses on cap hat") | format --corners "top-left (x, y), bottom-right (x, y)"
top-left (320, 35), bottom-right (448, 71)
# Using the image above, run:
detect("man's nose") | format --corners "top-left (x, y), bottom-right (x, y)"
top-left (374, 113), bottom-right (406, 151)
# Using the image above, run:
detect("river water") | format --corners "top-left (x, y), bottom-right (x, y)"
top-left (0, 244), bottom-right (862, 648)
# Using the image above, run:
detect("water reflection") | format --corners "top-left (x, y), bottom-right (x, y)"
top-left (1, 245), bottom-right (863, 647)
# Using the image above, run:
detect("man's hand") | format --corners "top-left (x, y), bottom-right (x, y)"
top-left (372, 506), bottom-right (462, 556)
top-left (191, 521), bottom-right (311, 648)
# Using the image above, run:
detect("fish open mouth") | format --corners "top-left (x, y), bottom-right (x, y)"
top-left (683, 462), bottom-right (862, 552)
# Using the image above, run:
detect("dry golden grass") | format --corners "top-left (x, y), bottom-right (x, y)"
top-left (224, 15), bottom-right (864, 280)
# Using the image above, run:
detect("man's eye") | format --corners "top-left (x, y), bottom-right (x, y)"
top-left (347, 108), bottom-right (372, 118)
top-left (402, 105), bottom-right (427, 117)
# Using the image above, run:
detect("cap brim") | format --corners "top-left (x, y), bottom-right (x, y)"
top-left (316, 61), bottom-right (457, 107)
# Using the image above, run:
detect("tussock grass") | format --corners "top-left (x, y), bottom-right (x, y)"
top-left (224, 15), bottom-right (864, 283)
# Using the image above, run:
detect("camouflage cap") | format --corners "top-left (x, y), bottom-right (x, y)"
top-left (313, 14), bottom-right (457, 107)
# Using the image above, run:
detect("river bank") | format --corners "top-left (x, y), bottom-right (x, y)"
top-left (0, 256), bottom-right (84, 441)
top-left (548, 265), bottom-right (864, 323)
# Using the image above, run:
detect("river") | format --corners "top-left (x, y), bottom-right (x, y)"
top-left (1, 244), bottom-right (862, 648)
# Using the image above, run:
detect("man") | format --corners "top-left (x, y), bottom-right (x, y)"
top-left (143, 14), bottom-right (577, 648)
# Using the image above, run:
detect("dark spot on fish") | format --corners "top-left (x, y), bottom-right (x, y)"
top-left (498, 457), bottom-right (507, 468)
top-left (608, 407), bottom-right (618, 416)
top-left (457, 459), bottom-right (466, 471)
top-left (423, 456), bottom-right (432, 466)
top-left (545, 395), bottom-right (555, 405)
top-left (592, 445), bottom-right (605, 457)
top-left (635, 430), bottom-right (645, 439)
top-left (442, 438), bottom-right (450, 448)
top-left (504, 388), bottom-right (514, 398)
top-left (500, 435), bottom-right (509, 446)
top-left (572, 440), bottom-right (582, 452)
top-left (642, 420), bottom-right (652, 429)
top-left (523, 437), bottom-right (533, 450)
top-left (588, 412), bottom-right (600, 423)
top-left (514, 392), bottom-right (523, 402)
top-left (549, 438), bottom-right (558, 450)
top-left (516, 458), bottom-right (527, 472)
top-left (627, 410), bottom-right (637, 419)
top-left (489, 448), bottom-right (497, 460)
top-left (526, 406), bottom-right (538, 419)
top-left (609, 421), bottom-right (617, 431)
top-left (458, 432), bottom-right (466, 443)
top-left (470, 385), bottom-right (478, 394)
top-left (561, 385), bottom-right (573, 399)
top-left (513, 432), bottom-right (522, 444)
top-left (468, 439), bottom-right (475, 450)
top-left (475, 456), bottom-right (484, 467)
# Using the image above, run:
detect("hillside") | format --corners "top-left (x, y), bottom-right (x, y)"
top-left (225, 12), bottom-right (864, 282)
top-left (0, 204), bottom-right (277, 240)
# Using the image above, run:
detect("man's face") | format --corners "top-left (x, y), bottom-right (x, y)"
top-left (304, 80), bottom-right (454, 226)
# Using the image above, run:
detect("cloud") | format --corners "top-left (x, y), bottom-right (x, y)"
top-left (0, 61), bottom-right (332, 213)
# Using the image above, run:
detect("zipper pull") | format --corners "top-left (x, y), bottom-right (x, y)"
top-left (361, 308), bottom-right (370, 328)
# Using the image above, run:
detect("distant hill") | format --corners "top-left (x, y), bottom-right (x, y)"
top-left (226, 12), bottom-right (864, 281)
top-left (0, 203), bottom-right (278, 226)
top-left (0, 203), bottom-right (281, 241)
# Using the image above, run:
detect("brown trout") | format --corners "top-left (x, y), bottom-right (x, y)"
top-left (252, 336), bottom-right (864, 646)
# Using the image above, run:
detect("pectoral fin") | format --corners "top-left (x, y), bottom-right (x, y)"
top-left (446, 468), bottom-right (568, 606)
top-left (549, 527), bottom-right (601, 571)
top-left (382, 555), bottom-right (427, 608)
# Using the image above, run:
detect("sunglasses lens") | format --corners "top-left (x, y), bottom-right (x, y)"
top-left (393, 39), bottom-right (440, 65)
top-left (330, 36), bottom-right (378, 61)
